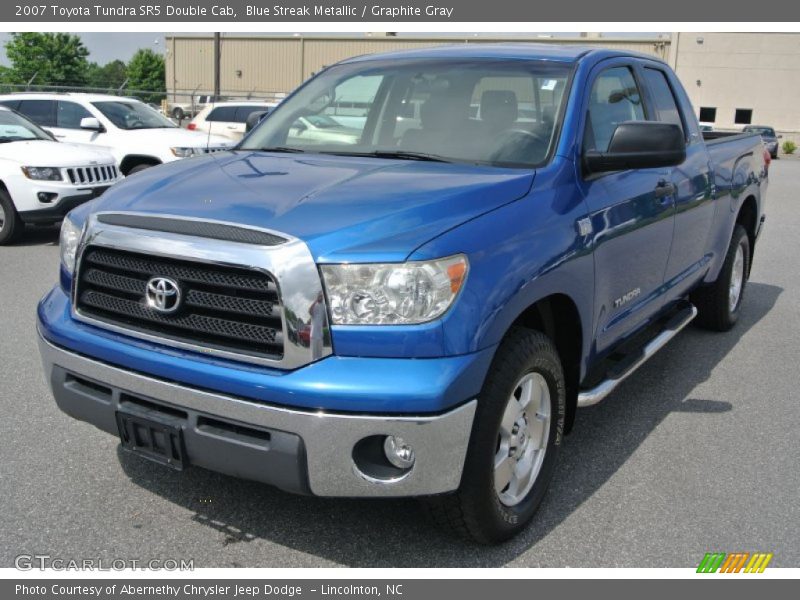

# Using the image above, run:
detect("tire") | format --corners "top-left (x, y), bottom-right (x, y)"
top-left (127, 163), bottom-right (154, 176)
top-left (171, 107), bottom-right (185, 121)
top-left (424, 327), bottom-right (566, 544)
top-left (0, 188), bottom-right (22, 245)
top-left (692, 224), bottom-right (750, 331)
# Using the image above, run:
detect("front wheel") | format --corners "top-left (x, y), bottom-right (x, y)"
top-left (0, 189), bottom-right (22, 245)
top-left (692, 224), bottom-right (750, 331)
top-left (424, 327), bottom-right (565, 544)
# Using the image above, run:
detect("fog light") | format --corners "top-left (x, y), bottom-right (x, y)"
top-left (383, 436), bottom-right (415, 469)
top-left (37, 192), bottom-right (57, 203)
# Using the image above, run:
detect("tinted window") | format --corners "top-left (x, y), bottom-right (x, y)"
top-left (699, 106), bottom-right (716, 123)
top-left (643, 68), bottom-right (684, 135)
top-left (57, 101), bottom-right (93, 129)
top-left (585, 67), bottom-right (645, 152)
top-left (0, 99), bottom-right (20, 110)
top-left (17, 100), bottom-right (57, 127)
top-left (206, 106), bottom-right (238, 122)
top-left (234, 106), bottom-right (269, 123)
top-left (735, 109), bottom-right (753, 125)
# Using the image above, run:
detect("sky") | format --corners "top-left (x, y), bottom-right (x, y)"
top-left (0, 32), bottom-right (664, 66)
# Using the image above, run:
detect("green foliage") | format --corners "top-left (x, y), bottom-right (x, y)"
top-left (2, 33), bottom-right (89, 86)
top-left (782, 140), bottom-right (797, 155)
top-left (126, 49), bottom-right (166, 103)
top-left (86, 59), bottom-right (127, 90)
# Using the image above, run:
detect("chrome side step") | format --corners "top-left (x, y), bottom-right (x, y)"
top-left (577, 304), bottom-right (698, 408)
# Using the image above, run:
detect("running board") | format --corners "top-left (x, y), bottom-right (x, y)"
top-left (577, 304), bottom-right (698, 408)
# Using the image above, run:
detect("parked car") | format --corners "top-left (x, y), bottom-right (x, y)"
top-left (167, 94), bottom-right (215, 121)
top-left (188, 102), bottom-right (276, 141)
top-left (743, 125), bottom-right (780, 159)
top-left (37, 45), bottom-right (767, 543)
top-left (0, 106), bottom-right (120, 244)
top-left (0, 93), bottom-right (234, 175)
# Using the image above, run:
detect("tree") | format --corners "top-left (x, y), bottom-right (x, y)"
top-left (126, 49), bottom-right (165, 103)
top-left (3, 33), bottom-right (89, 87)
top-left (86, 59), bottom-right (127, 90)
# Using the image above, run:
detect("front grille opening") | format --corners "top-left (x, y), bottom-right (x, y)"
top-left (64, 373), bottom-right (112, 401)
top-left (119, 394), bottom-right (188, 420)
top-left (197, 416), bottom-right (272, 447)
top-left (75, 247), bottom-right (284, 361)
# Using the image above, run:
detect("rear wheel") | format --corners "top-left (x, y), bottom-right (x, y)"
top-left (424, 327), bottom-right (565, 544)
top-left (692, 224), bottom-right (750, 331)
top-left (171, 107), bottom-right (185, 121)
top-left (0, 189), bottom-right (22, 245)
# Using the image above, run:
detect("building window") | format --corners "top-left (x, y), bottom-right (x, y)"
top-left (699, 107), bottom-right (716, 123)
top-left (735, 109), bottom-right (753, 125)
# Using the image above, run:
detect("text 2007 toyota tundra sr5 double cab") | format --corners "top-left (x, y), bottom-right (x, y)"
top-left (37, 46), bottom-right (767, 543)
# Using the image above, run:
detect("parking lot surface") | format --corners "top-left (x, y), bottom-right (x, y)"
top-left (1, 160), bottom-right (798, 568)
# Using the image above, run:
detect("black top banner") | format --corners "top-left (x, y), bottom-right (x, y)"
top-left (5, 0), bottom-right (800, 22)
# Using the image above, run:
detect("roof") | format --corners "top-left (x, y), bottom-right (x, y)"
top-left (341, 43), bottom-right (664, 65)
top-left (0, 92), bottom-right (142, 102)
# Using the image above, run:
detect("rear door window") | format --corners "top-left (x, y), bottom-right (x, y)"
top-left (17, 100), bottom-right (57, 127)
top-left (206, 106), bottom-right (238, 122)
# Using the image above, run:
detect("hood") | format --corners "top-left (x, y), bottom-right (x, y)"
top-left (85, 150), bottom-right (535, 262)
top-left (117, 127), bottom-right (233, 148)
top-left (0, 140), bottom-right (115, 166)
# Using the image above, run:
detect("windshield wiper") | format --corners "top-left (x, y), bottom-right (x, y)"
top-left (252, 146), bottom-right (306, 154)
top-left (324, 150), bottom-right (452, 163)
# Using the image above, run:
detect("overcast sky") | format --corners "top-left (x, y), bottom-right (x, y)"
top-left (0, 32), bottom-right (664, 66)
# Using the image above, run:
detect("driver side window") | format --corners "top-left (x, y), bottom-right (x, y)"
top-left (585, 66), bottom-right (645, 152)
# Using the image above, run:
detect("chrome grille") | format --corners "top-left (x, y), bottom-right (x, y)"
top-left (75, 247), bottom-right (284, 360)
top-left (66, 164), bottom-right (120, 185)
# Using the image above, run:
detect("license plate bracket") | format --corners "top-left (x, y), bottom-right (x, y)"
top-left (116, 410), bottom-right (187, 470)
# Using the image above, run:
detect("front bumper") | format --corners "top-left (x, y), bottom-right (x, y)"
top-left (19, 188), bottom-right (109, 224)
top-left (38, 331), bottom-right (477, 497)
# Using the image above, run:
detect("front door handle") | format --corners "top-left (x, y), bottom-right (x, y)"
top-left (654, 179), bottom-right (676, 200)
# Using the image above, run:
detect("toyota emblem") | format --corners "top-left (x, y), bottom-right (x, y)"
top-left (145, 277), bottom-right (181, 313)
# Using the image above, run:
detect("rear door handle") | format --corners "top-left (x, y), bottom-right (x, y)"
top-left (654, 179), bottom-right (676, 200)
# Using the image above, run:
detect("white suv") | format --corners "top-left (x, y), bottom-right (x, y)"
top-left (0, 106), bottom-right (121, 244)
top-left (0, 93), bottom-right (234, 176)
top-left (188, 101), bottom-right (276, 141)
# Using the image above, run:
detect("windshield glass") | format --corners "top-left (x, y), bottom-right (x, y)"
top-left (0, 109), bottom-right (51, 142)
top-left (92, 100), bottom-right (177, 130)
top-left (745, 126), bottom-right (775, 137)
top-left (241, 58), bottom-right (571, 168)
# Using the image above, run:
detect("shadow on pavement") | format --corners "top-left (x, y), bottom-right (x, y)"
top-left (9, 226), bottom-right (60, 247)
top-left (117, 282), bottom-right (782, 567)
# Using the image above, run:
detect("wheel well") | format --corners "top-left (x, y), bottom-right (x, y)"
top-left (511, 294), bottom-right (582, 434)
top-left (736, 195), bottom-right (758, 273)
top-left (119, 155), bottom-right (161, 176)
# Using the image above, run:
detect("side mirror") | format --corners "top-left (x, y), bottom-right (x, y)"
top-left (80, 117), bottom-right (104, 132)
top-left (245, 110), bottom-right (269, 133)
top-left (584, 121), bottom-right (686, 173)
top-left (778, 134), bottom-right (783, 139)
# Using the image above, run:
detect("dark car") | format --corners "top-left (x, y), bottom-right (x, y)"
top-left (744, 125), bottom-right (781, 159)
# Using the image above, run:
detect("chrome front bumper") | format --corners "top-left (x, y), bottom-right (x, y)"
top-left (38, 332), bottom-right (476, 497)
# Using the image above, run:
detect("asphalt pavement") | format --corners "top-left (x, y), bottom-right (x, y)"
top-left (1, 160), bottom-right (798, 568)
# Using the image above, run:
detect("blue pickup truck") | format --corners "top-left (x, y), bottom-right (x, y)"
top-left (37, 45), bottom-right (768, 543)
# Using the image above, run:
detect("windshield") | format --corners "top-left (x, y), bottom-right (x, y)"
top-left (92, 100), bottom-right (177, 130)
top-left (241, 58), bottom-right (571, 168)
top-left (745, 126), bottom-right (775, 137)
top-left (0, 109), bottom-right (51, 142)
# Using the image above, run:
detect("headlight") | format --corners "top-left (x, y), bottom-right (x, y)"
top-left (21, 166), bottom-right (62, 181)
top-left (60, 217), bottom-right (82, 274)
top-left (170, 147), bottom-right (201, 158)
top-left (321, 255), bottom-right (468, 325)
